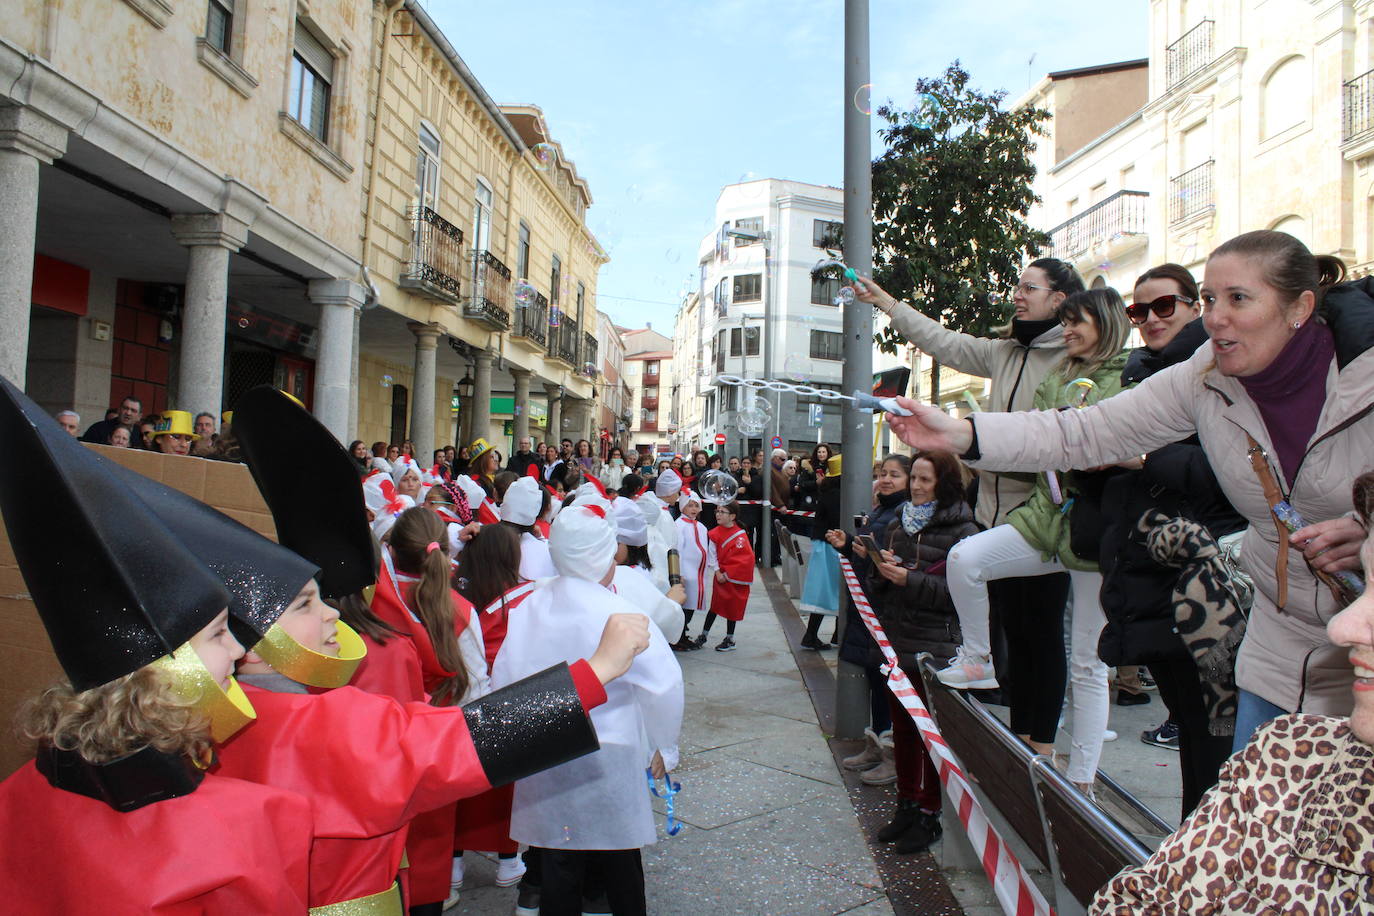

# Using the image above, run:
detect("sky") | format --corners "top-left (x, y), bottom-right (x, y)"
top-left (428, 0), bottom-right (1150, 332)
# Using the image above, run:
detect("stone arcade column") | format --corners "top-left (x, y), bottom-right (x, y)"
top-left (544, 383), bottom-right (562, 448)
top-left (511, 368), bottom-right (531, 446)
top-left (407, 323), bottom-right (441, 465)
top-left (171, 213), bottom-right (250, 419)
top-left (307, 279), bottom-right (365, 443)
top-left (470, 351), bottom-right (493, 451)
top-left (0, 105), bottom-right (67, 387)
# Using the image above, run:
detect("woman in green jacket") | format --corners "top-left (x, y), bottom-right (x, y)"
top-left (935, 287), bottom-right (1133, 793)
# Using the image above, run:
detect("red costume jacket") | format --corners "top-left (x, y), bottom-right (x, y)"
top-left (0, 761), bottom-right (312, 914)
top-left (708, 524), bottom-right (755, 622)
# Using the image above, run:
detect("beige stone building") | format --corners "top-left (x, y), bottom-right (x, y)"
top-left (2, 1), bottom-right (604, 465)
top-left (3, 0), bottom-right (371, 440)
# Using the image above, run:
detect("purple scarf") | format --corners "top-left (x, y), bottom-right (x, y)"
top-left (1237, 320), bottom-right (1334, 487)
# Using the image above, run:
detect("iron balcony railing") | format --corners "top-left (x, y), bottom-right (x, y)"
top-left (1169, 160), bottom-right (1214, 224)
top-left (1166, 20), bottom-right (1213, 88)
top-left (513, 290), bottom-right (549, 347)
top-left (466, 250), bottom-right (511, 329)
top-left (1047, 190), bottom-right (1149, 261)
top-left (1344, 68), bottom-right (1374, 142)
top-left (402, 206), bottom-right (464, 301)
top-left (553, 315), bottom-right (580, 365)
top-left (582, 332), bottom-right (599, 376)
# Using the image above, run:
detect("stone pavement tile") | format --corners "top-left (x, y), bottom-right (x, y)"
top-left (686, 644), bottom-right (805, 679)
top-left (680, 662), bottom-right (801, 703)
top-left (650, 753), bottom-right (830, 830)
top-left (679, 700), bottom-right (825, 755)
top-left (838, 899), bottom-right (898, 915)
top-left (720, 733), bottom-right (845, 786)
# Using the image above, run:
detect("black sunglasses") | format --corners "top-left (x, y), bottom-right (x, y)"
top-left (1125, 293), bottom-right (1194, 324)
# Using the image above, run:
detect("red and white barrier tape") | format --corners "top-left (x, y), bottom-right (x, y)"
top-left (837, 556), bottom-right (1053, 916)
top-left (734, 499), bottom-right (816, 518)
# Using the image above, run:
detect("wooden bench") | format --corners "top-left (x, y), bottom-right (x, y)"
top-left (915, 656), bottom-right (1165, 914)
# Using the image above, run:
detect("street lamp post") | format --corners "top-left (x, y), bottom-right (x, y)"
top-left (725, 226), bottom-right (773, 573)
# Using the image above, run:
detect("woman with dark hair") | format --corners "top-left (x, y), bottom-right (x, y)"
top-left (935, 287), bottom-right (1133, 794)
top-left (886, 230), bottom-right (1374, 753)
top-left (866, 451), bottom-right (978, 852)
top-left (348, 440), bottom-right (370, 476)
top-left (858, 258), bottom-right (1080, 781)
top-left (599, 446), bottom-right (631, 491)
top-left (799, 453), bottom-right (843, 649)
top-left (1096, 263), bottom-right (1245, 817)
top-left (826, 453), bottom-right (912, 782)
top-left (573, 439), bottom-right (601, 479)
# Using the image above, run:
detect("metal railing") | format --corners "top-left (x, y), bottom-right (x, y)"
top-left (582, 332), bottom-right (599, 375)
top-left (1047, 190), bottom-right (1149, 261)
top-left (1344, 68), bottom-right (1374, 142)
top-left (466, 250), bottom-right (511, 329)
top-left (402, 206), bottom-right (465, 299)
top-left (553, 315), bottom-right (579, 365)
top-left (513, 290), bottom-right (549, 347)
top-left (1166, 20), bottom-right (1213, 88)
top-left (1169, 160), bottom-right (1214, 224)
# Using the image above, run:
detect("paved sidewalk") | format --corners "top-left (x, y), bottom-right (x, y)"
top-left (449, 577), bottom-right (892, 915)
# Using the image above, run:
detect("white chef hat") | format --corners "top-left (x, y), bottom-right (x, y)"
top-left (549, 504), bottom-right (616, 581)
top-left (571, 481), bottom-right (613, 514)
top-left (654, 470), bottom-right (683, 499)
top-left (611, 496), bottom-right (649, 547)
top-left (500, 476), bottom-right (543, 526)
top-left (678, 489), bottom-right (702, 512)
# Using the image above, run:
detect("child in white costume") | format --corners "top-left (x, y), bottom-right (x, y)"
top-left (671, 492), bottom-right (710, 651)
top-left (491, 505), bottom-right (683, 913)
top-left (610, 496), bottom-right (685, 642)
top-left (635, 472), bottom-right (681, 593)
top-left (499, 476), bottom-right (557, 580)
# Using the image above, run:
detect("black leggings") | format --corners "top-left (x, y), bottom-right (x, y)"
top-left (533, 847), bottom-right (645, 916)
top-left (701, 613), bottom-right (736, 636)
top-left (992, 574), bottom-right (1070, 745)
top-left (865, 664), bottom-right (893, 734)
top-left (1150, 654), bottom-right (1234, 819)
top-left (803, 613), bottom-right (834, 643)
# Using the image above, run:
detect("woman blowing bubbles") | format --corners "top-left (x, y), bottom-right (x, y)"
top-left (868, 230), bottom-right (1374, 749)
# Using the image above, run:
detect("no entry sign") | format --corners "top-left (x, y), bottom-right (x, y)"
top-left (714, 433), bottom-right (727, 445)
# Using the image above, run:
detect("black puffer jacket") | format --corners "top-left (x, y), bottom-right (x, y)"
top-left (866, 500), bottom-right (979, 671)
top-left (808, 474), bottom-right (842, 541)
top-left (837, 491), bottom-right (908, 669)
top-left (1098, 318), bottom-right (1246, 666)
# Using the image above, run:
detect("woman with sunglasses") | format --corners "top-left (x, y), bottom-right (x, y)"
top-left (857, 260), bottom-right (1079, 766)
top-left (1097, 264), bottom-right (1247, 818)
top-left (885, 230), bottom-right (1374, 753)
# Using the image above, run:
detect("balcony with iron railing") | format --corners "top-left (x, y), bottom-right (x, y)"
top-left (582, 332), bottom-right (599, 377)
top-left (1047, 190), bottom-right (1149, 263)
top-left (400, 206), bottom-right (465, 304)
top-left (465, 250), bottom-right (511, 331)
top-left (1169, 160), bottom-right (1215, 224)
top-left (552, 314), bottom-right (580, 366)
top-left (1166, 20), bottom-right (1214, 89)
top-left (1344, 68), bottom-right (1374, 144)
top-left (512, 290), bottom-right (549, 350)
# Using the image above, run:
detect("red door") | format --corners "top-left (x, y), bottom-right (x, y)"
top-left (278, 356), bottom-right (314, 410)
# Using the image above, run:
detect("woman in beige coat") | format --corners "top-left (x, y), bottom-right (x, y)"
top-left (882, 231), bottom-right (1372, 749)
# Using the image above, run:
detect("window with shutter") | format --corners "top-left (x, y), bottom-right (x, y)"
top-left (289, 22), bottom-right (333, 142)
top-left (206, 0), bottom-right (233, 54)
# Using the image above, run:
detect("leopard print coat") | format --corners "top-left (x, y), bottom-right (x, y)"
top-left (1090, 714), bottom-right (1374, 915)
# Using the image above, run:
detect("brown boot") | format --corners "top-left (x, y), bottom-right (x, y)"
top-left (841, 728), bottom-right (883, 771)
top-left (859, 735), bottom-right (896, 786)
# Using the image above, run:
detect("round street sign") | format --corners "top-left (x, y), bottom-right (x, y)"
top-left (714, 433), bottom-right (727, 445)
top-left (771, 436), bottom-right (782, 449)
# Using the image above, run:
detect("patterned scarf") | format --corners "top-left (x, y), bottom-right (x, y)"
top-left (439, 480), bottom-right (472, 525)
top-left (901, 500), bottom-right (936, 536)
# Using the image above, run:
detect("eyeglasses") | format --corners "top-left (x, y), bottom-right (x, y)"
top-left (1125, 294), bottom-right (1194, 324)
top-left (1013, 282), bottom-right (1054, 296)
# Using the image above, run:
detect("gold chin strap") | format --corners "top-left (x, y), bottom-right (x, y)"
top-left (253, 620), bottom-right (367, 688)
top-left (361, 584), bottom-right (377, 606)
top-left (149, 642), bottom-right (257, 742)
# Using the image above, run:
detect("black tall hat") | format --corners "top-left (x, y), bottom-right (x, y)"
top-left (0, 376), bottom-right (230, 691)
top-left (95, 460), bottom-right (319, 648)
top-left (231, 386), bottom-right (376, 600)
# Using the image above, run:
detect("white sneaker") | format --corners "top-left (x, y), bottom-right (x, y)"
top-left (1103, 729), bottom-right (1118, 742)
top-left (935, 650), bottom-right (999, 690)
top-left (443, 857), bottom-right (464, 909)
top-left (495, 855), bottom-right (527, 888)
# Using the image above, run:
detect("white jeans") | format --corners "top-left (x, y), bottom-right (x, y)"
top-left (947, 523), bottom-right (1109, 784)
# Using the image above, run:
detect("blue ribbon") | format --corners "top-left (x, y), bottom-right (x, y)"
top-left (645, 768), bottom-right (683, 836)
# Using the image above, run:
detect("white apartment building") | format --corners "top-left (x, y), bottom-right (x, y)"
top-left (674, 178), bottom-right (847, 457)
top-left (1026, 0), bottom-right (1374, 300)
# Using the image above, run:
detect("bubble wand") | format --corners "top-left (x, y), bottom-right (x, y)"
top-left (713, 375), bottom-right (914, 417)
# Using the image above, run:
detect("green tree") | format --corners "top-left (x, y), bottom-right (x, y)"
top-left (871, 63), bottom-right (1050, 401)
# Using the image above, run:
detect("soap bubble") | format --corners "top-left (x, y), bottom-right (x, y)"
top-left (910, 92), bottom-right (939, 129)
top-left (987, 291), bottom-right (1002, 306)
top-left (549, 306), bottom-right (561, 327)
top-left (748, 395), bottom-right (773, 417)
top-left (381, 374), bottom-right (393, 388)
top-left (513, 279), bottom-right (536, 308)
top-left (583, 361), bottom-right (596, 376)
top-left (735, 409), bottom-right (769, 436)
top-left (561, 417), bottom-right (572, 429)
top-left (853, 83), bottom-right (872, 115)
top-left (783, 353), bottom-right (812, 382)
top-left (697, 469), bottom-right (740, 505)
top-left (833, 286), bottom-right (856, 307)
top-left (1060, 377), bottom-right (1100, 409)
top-left (531, 143), bottom-right (555, 170)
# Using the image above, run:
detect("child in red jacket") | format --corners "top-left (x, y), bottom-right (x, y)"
top-left (698, 502), bottom-right (756, 651)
